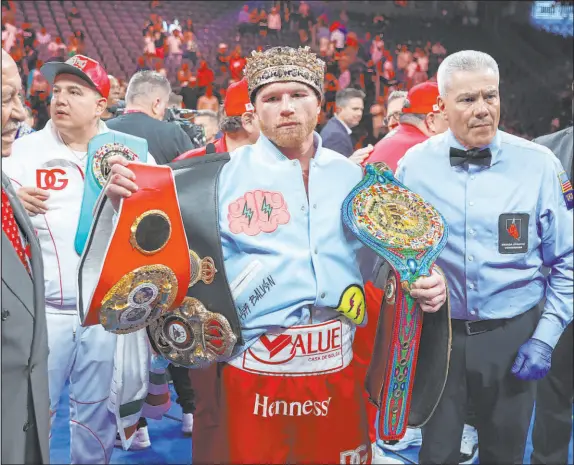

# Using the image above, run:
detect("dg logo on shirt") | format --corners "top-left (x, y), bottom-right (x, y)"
top-left (35, 159), bottom-right (84, 191)
top-left (36, 168), bottom-right (68, 190)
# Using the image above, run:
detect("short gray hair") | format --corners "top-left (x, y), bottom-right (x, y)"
top-left (125, 71), bottom-right (171, 104)
top-left (335, 88), bottom-right (366, 108)
top-left (437, 50), bottom-right (499, 96)
top-left (387, 90), bottom-right (407, 104)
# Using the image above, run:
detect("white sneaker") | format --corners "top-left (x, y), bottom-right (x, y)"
top-left (182, 412), bottom-right (194, 436)
top-left (129, 425), bottom-right (151, 450)
top-left (459, 424), bottom-right (479, 464)
top-left (371, 442), bottom-right (405, 464)
top-left (380, 427), bottom-right (422, 452)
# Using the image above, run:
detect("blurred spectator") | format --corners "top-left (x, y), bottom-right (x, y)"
top-left (183, 18), bottom-right (195, 34)
top-left (47, 36), bottom-right (66, 61)
top-left (197, 85), bottom-right (219, 112)
top-left (67, 6), bottom-right (80, 20)
top-left (259, 8), bottom-right (268, 37)
top-left (228, 50), bottom-right (246, 82)
top-left (196, 60), bottom-right (214, 90)
top-left (154, 28), bottom-right (166, 60)
top-left (37, 27), bottom-right (51, 46)
top-left (21, 22), bottom-right (35, 49)
top-left (249, 7), bottom-right (260, 36)
top-left (384, 90), bottom-right (407, 132)
top-left (177, 62), bottom-right (193, 87)
top-left (238, 5), bottom-right (250, 38)
top-left (330, 23), bottom-right (346, 52)
top-left (194, 110), bottom-right (219, 144)
top-left (182, 31), bottom-right (198, 67)
top-left (166, 29), bottom-right (183, 77)
top-left (143, 30), bottom-right (156, 57)
top-left (317, 18), bottom-right (330, 53)
top-left (268, 7), bottom-right (282, 38)
top-left (179, 75), bottom-right (199, 109)
top-left (101, 75), bottom-right (121, 121)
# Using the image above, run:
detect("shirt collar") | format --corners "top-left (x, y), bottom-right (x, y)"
top-left (255, 132), bottom-right (324, 163)
top-left (335, 115), bottom-right (353, 135)
top-left (446, 128), bottom-right (502, 166)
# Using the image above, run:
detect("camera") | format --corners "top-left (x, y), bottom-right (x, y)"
top-left (164, 108), bottom-right (206, 149)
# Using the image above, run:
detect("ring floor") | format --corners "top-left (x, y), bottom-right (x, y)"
top-left (51, 382), bottom-right (574, 464)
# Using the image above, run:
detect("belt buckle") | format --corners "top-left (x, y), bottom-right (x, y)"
top-left (464, 320), bottom-right (487, 336)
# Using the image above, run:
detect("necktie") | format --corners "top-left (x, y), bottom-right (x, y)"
top-left (1, 188), bottom-right (31, 274)
top-left (449, 147), bottom-right (492, 167)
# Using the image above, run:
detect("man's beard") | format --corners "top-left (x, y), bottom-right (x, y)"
top-left (260, 113), bottom-right (318, 149)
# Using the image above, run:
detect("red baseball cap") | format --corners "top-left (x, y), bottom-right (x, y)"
top-left (41, 55), bottom-right (110, 99)
top-left (402, 81), bottom-right (440, 115)
top-left (224, 78), bottom-right (254, 117)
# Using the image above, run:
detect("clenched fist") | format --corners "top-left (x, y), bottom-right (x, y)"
top-left (410, 268), bottom-right (447, 313)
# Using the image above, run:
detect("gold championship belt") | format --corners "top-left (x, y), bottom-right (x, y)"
top-left (342, 163), bottom-right (451, 440)
top-left (78, 163), bottom-right (190, 333)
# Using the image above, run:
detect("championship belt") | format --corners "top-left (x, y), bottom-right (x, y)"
top-left (147, 296), bottom-right (237, 368)
top-left (78, 163), bottom-right (190, 333)
top-left (141, 153), bottom-right (244, 367)
top-left (75, 131), bottom-right (148, 256)
top-left (168, 153), bottom-right (244, 345)
top-left (342, 162), bottom-right (451, 440)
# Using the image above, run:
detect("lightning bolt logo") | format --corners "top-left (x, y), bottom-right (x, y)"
top-left (243, 203), bottom-right (254, 225)
top-left (336, 285), bottom-right (366, 325)
top-left (261, 196), bottom-right (273, 220)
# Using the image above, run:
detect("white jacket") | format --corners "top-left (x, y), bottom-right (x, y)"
top-left (3, 119), bottom-right (156, 310)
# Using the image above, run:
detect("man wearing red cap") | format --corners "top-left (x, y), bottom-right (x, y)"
top-left (366, 81), bottom-right (448, 171)
top-left (174, 78), bottom-right (260, 160)
top-left (2, 54), bottom-right (156, 464)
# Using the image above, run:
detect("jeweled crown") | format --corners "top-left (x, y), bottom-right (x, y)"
top-left (245, 46), bottom-right (325, 101)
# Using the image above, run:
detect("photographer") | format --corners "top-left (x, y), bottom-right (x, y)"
top-left (106, 70), bottom-right (194, 164)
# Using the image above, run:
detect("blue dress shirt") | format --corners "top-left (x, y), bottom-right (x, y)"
top-left (396, 129), bottom-right (573, 348)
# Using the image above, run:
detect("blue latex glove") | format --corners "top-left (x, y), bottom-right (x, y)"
top-left (511, 338), bottom-right (553, 381)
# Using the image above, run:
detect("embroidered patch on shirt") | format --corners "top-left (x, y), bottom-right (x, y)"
top-left (498, 213), bottom-right (529, 254)
top-left (558, 171), bottom-right (573, 210)
top-left (228, 190), bottom-right (290, 236)
top-left (335, 284), bottom-right (366, 325)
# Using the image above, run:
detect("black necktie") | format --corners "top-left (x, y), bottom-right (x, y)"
top-left (449, 147), bottom-right (492, 167)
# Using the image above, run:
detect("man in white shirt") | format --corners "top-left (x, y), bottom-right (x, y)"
top-left (166, 29), bottom-right (183, 78)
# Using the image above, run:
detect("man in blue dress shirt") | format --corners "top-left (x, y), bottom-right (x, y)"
top-left (396, 50), bottom-right (574, 464)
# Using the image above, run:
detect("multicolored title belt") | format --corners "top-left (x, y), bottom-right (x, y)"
top-left (75, 131), bottom-right (148, 256)
top-left (342, 162), bottom-right (449, 440)
top-left (78, 163), bottom-right (190, 333)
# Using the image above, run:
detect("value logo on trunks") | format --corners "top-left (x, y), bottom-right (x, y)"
top-left (252, 325), bottom-right (341, 365)
top-left (232, 319), bottom-right (351, 376)
top-left (253, 392), bottom-right (332, 417)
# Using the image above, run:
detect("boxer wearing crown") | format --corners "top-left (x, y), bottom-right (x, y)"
top-left (90, 46), bottom-right (448, 464)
